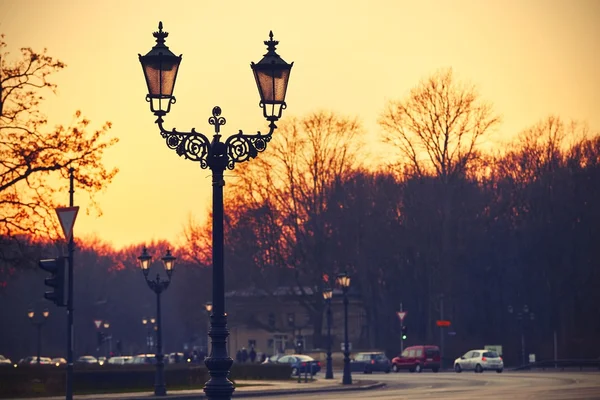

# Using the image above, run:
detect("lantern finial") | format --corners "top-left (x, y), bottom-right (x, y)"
top-left (264, 31), bottom-right (279, 55)
top-left (153, 22), bottom-right (169, 46)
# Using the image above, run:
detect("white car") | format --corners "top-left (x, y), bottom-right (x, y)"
top-left (0, 355), bottom-right (11, 365)
top-left (454, 349), bottom-right (503, 373)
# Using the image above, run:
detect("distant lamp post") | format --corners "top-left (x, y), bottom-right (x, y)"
top-left (102, 321), bottom-right (111, 357)
top-left (336, 272), bottom-right (352, 385)
top-left (138, 247), bottom-right (176, 396)
top-left (508, 304), bottom-right (535, 366)
top-left (28, 309), bottom-right (50, 365)
top-left (138, 21), bottom-right (293, 400)
top-left (205, 302), bottom-right (213, 356)
top-left (322, 287), bottom-right (334, 379)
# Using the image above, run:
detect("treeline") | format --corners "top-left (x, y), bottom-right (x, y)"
top-left (1, 68), bottom-right (598, 365)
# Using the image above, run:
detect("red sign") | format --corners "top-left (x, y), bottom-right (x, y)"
top-left (436, 320), bottom-right (451, 327)
top-left (94, 320), bottom-right (102, 329)
top-left (397, 311), bottom-right (407, 321)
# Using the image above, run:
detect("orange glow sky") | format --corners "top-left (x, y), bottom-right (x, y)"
top-left (1, 0), bottom-right (599, 249)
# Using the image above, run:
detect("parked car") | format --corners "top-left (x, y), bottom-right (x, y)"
top-left (262, 353), bottom-right (285, 364)
top-left (51, 358), bottom-right (67, 366)
top-left (76, 355), bottom-right (98, 364)
top-left (392, 345), bottom-right (440, 373)
top-left (350, 352), bottom-right (392, 374)
top-left (275, 354), bottom-right (321, 376)
top-left (18, 356), bottom-right (53, 365)
top-left (131, 354), bottom-right (156, 364)
top-left (107, 356), bottom-right (133, 365)
top-left (0, 355), bottom-right (11, 365)
top-left (167, 352), bottom-right (185, 364)
top-left (454, 349), bottom-right (503, 373)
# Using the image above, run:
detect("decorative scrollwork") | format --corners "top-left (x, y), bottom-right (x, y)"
top-left (157, 117), bottom-right (211, 168)
top-left (154, 107), bottom-right (275, 171)
top-left (224, 131), bottom-right (272, 170)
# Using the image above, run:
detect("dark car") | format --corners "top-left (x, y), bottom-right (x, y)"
top-left (392, 345), bottom-right (440, 373)
top-left (275, 354), bottom-right (321, 376)
top-left (350, 352), bottom-right (392, 374)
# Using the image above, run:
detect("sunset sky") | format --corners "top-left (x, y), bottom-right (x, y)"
top-left (1, 0), bottom-right (598, 249)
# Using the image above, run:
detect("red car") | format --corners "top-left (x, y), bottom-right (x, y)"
top-left (392, 345), bottom-right (440, 372)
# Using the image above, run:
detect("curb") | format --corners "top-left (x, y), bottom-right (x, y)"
top-left (232, 382), bottom-right (386, 398)
top-left (114, 382), bottom-right (386, 400)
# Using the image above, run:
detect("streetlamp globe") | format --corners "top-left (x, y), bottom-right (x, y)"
top-left (251, 31), bottom-right (293, 121)
top-left (42, 309), bottom-right (50, 319)
top-left (336, 272), bottom-right (351, 289)
top-left (205, 302), bottom-right (213, 313)
top-left (138, 247), bottom-right (152, 275)
top-left (161, 249), bottom-right (176, 276)
top-left (27, 310), bottom-right (34, 319)
top-left (322, 288), bottom-right (333, 301)
top-left (103, 322), bottom-right (110, 329)
top-left (138, 22), bottom-right (182, 116)
top-left (142, 318), bottom-right (148, 325)
top-left (150, 317), bottom-right (156, 324)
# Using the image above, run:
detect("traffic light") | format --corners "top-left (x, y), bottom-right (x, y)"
top-left (38, 257), bottom-right (67, 307)
top-left (401, 325), bottom-right (408, 340)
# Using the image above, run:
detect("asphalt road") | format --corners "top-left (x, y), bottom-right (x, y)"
top-left (282, 371), bottom-right (600, 399)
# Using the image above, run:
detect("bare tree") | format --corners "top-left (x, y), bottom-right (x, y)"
top-left (0, 34), bottom-right (118, 248)
top-left (379, 68), bottom-right (500, 181)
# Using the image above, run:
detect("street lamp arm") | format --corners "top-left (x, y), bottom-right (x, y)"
top-left (155, 106), bottom-right (277, 171)
top-left (156, 115), bottom-right (212, 168)
top-left (145, 274), bottom-right (171, 294)
top-left (223, 127), bottom-right (275, 170)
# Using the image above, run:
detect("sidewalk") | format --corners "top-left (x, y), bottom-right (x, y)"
top-left (10, 379), bottom-right (385, 400)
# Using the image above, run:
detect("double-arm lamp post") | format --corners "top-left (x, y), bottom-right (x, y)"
top-left (28, 309), bottom-right (50, 365)
top-left (322, 288), bottom-right (334, 379)
top-left (138, 22), bottom-right (293, 400)
top-left (138, 247), bottom-right (176, 396)
top-left (336, 272), bottom-right (352, 385)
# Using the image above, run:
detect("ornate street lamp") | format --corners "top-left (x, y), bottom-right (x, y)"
top-left (138, 247), bottom-right (176, 396)
top-left (336, 272), bottom-right (352, 385)
top-left (28, 309), bottom-right (50, 365)
top-left (138, 22), bottom-right (293, 400)
top-left (322, 287), bottom-right (333, 379)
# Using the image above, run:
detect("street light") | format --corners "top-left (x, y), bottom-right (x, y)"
top-left (508, 304), bottom-right (535, 366)
top-left (322, 287), bottom-right (333, 380)
top-left (138, 247), bottom-right (177, 396)
top-left (138, 22), bottom-right (293, 400)
top-left (28, 308), bottom-right (50, 364)
top-left (336, 272), bottom-right (352, 385)
top-left (102, 321), bottom-right (111, 357)
top-left (205, 302), bottom-right (212, 356)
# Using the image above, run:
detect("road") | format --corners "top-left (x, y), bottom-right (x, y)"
top-left (283, 371), bottom-right (600, 399)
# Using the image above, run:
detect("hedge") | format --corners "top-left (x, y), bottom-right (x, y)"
top-left (0, 363), bottom-right (291, 398)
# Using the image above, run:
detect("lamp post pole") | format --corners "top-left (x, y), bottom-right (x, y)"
top-left (508, 304), bottom-right (535, 366)
top-left (28, 309), bottom-right (50, 365)
top-left (322, 288), bottom-right (333, 379)
top-left (102, 321), bottom-right (111, 358)
top-left (138, 22), bottom-right (293, 400)
top-left (138, 247), bottom-right (176, 397)
top-left (336, 273), bottom-right (352, 385)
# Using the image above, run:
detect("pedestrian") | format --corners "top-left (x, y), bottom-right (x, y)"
top-left (249, 347), bottom-right (257, 363)
top-left (241, 347), bottom-right (248, 363)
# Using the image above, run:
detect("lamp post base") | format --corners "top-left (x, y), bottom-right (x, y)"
top-left (342, 351), bottom-right (352, 385)
top-left (325, 352), bottom-right (333, 379)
